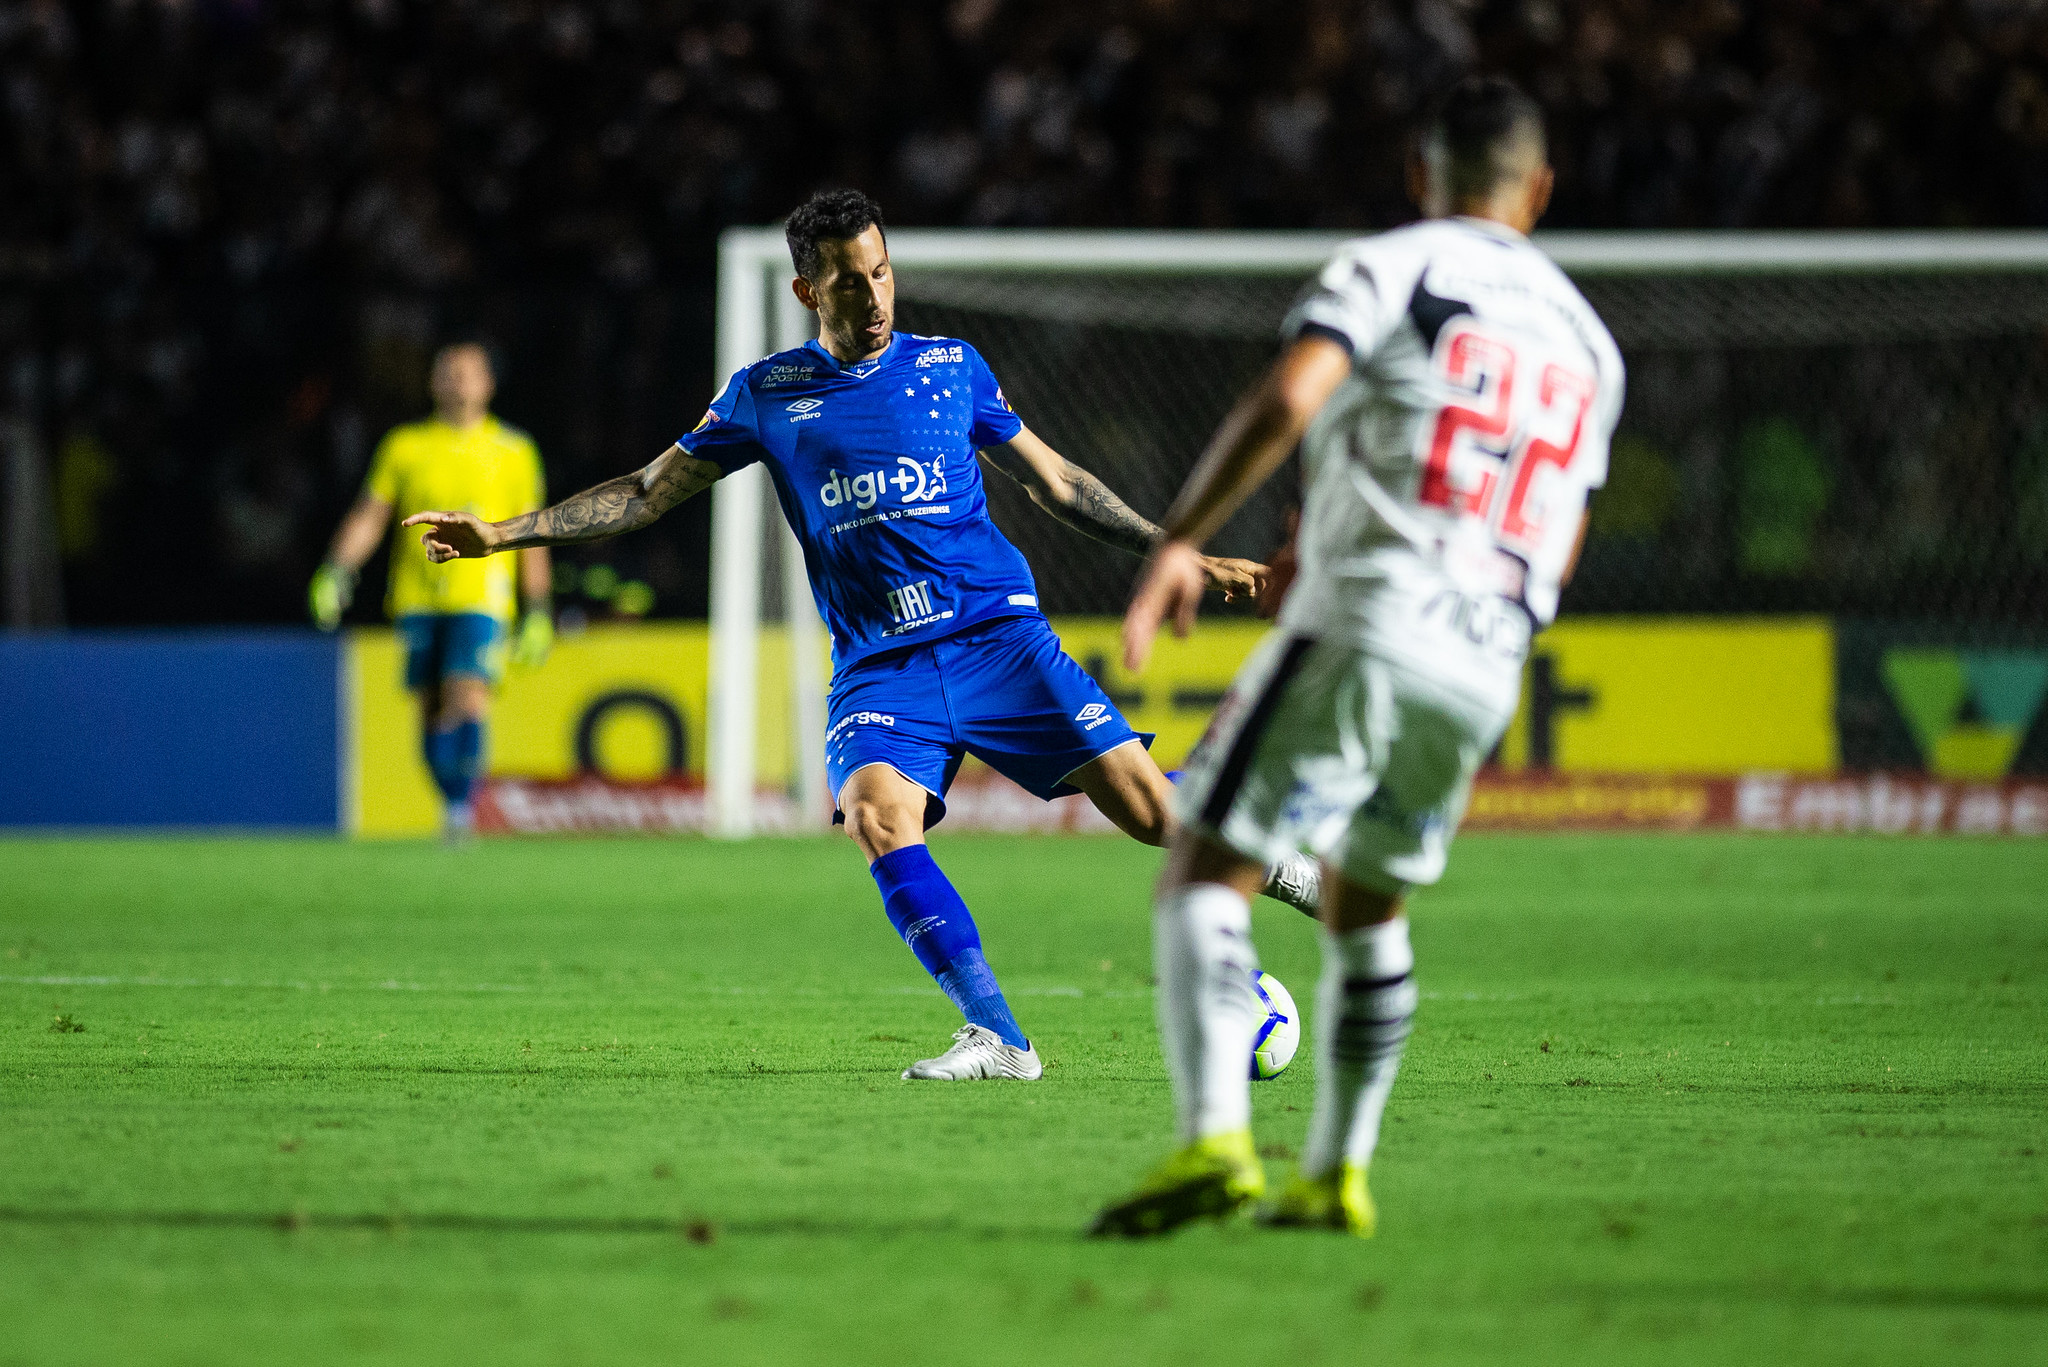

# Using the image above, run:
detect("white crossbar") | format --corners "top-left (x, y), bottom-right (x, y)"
top-left (719, 226), bottom-right (2048, 278)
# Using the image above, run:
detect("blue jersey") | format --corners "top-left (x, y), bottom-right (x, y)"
top-left (679, 333), bottom-right (1038, 669)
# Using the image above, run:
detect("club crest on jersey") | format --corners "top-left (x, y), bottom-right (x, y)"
top-left (915, 345), bottom-right (964, 367)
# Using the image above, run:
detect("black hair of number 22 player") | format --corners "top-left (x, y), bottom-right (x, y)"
top-left (1425, 76), bottom-right (1547, 199)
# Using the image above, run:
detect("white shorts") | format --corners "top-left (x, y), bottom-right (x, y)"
top-left (1176, 631), bottom-right (1518, 894)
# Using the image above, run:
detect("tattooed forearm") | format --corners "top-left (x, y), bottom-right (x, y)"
top-left (495, 448), bottom-right (720, 550)
top-left (981, 437), bottom-right (1161, 559)
top-left (494, 475), bottom-right (642, 548)
top-left (1047, 460), bottom-right (1161, 559)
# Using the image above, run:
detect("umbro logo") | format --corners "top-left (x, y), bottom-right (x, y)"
top-left (786, 398), bottom-right (823, 413)
top-left (1076, 703), bottom-right (1112, 730)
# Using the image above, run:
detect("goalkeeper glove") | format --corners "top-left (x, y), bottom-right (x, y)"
top-left (308, 563), bottom-right (356, 631)
top-left (512, 607), bottom-right (554, 668)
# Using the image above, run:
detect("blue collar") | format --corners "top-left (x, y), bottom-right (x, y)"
top-left (805, 334), bottom-right (896, 377)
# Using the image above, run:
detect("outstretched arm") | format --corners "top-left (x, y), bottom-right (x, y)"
top-left (981, 427), bottom-right (1160, 558)
top-left (308, 493), bottom-right (392, 629)
top-left (326, 494), bottom-right (392, 573)
top-left (1123, 334), bottom-right (1352, 670)
top-left (981, 427), bottom-right (1266, 602)
top-left (401, 444), bottom-right (722, 561)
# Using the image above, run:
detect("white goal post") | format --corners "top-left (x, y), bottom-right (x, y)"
top-left (707, 227), bottom-right (2048, 837)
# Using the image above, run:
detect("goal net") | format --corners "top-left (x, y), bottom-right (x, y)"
top-left (710, 229), bottom-right (2048, 836)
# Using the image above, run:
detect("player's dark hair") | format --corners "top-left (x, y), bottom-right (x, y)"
top-left (785, 189), bottom-right (886, 281)
top-left (1426, 76), bottom-right (1546, 201)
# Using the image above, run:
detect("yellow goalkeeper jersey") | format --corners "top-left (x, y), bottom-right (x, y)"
top-left (364, 415), bottom-right (545, 622)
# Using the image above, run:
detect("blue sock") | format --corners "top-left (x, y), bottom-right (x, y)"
top-left (870, 845), bottom-right (1027, 1049)
top-left (422, 720), bottom-right (483, 807)
top-left (448, 719), bottom-right (483, 807)
top-left (422, 727), bottom-right (456, 801)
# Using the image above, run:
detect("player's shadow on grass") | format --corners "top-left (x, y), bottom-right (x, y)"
top-left (0, 1206), bottom-right (1066, 1242)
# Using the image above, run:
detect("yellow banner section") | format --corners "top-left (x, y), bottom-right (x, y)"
top-left (348, 631), bottom-right (439, 836)
top-left (350, 624), bottom-right (783, 837)
top-left (348, 615), bottom-right (1837, 835)
top-left (347, 618), bottom-right (1262, 837)
top-left (1060, 617), bottom-right (1837, 776)
top-left (1495, 617), bottom-right (1837, 774)
top-left (1037, 618), bottom-right (1268, 770)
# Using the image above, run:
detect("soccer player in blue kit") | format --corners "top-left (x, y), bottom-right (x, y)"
top-left (404, 190), bottom-right (1322, 1080)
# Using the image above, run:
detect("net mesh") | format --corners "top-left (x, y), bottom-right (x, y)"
top-left (897, 266), bottom-right (2048, 625)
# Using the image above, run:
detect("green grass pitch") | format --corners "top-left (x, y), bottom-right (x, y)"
top-left (2, 833), bottom-right (2044, 1366)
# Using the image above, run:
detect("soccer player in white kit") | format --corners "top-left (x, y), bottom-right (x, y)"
top-left (1092, 77), bottom-right (1625, 1238)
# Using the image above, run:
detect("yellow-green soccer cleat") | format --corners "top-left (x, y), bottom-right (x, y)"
top-left (1087, 1130), bottom-right (1266, 1239)
top-left (1255, 1162), bottom-right (1376, 1237)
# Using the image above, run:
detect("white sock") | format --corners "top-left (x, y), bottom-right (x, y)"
top-left (1153, 882), bottom-right (1262, 1141)
top-left (1301, 917), bottom-right (1417, 1178)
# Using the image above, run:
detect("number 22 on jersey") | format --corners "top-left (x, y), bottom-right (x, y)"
top-left (1417, 318), bottom-right (1596, 556)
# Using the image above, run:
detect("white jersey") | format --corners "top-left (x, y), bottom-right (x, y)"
top-left (1276, 216), bottom-right (1625, 695)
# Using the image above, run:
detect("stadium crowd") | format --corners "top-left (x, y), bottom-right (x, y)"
top-left (4, 0), bottom-right (2048, 622)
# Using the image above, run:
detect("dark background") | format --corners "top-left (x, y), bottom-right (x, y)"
top-left (8, 0), bottom-right (2048, 626)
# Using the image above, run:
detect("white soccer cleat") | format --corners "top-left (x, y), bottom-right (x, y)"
top-left (1265, 852), bottom-right (1322, 917)
top-left (901, 1024), bottom-right (1043, 1081)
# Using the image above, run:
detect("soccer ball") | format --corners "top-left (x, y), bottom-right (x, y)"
top-left (1249, 969), bottom-right (1301, 1080)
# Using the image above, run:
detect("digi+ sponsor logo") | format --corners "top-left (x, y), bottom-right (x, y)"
top-left (820, 468), bottom-right (883, 511)
top-left (818, 457), bottom-right (947, 511)
top-left (890, 455), bottom-right (947, 503)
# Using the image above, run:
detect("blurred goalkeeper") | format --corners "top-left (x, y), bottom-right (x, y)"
top-left (309, 341), bottom-right (554, 840)
top-left (400, 189), bottom-right (1325, 1081)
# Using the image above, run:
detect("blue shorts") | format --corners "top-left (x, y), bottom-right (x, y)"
top-left (398, 613), bottom-right (505, 690)
top-left (826, 614), bottom-right (1151, 826)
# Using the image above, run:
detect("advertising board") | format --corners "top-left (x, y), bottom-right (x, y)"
top-left (0, 632), bottom-right (340, 829)
top-left (122, 616), bottom-right (2036, 839)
